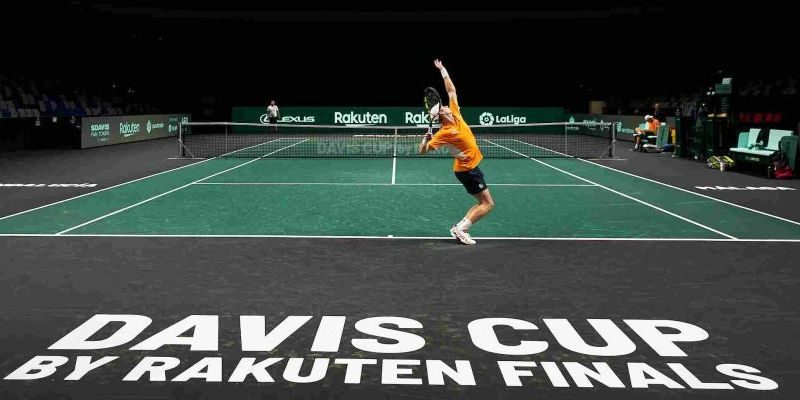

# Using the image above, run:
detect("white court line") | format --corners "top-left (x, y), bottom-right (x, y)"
top-left (483, 139), bottom-right (737, 240)
top-left (392, 157), bottom-right (397, 185)
top-left (510, 138), bottom-right (800, 228)
top-left (55, 139), bottom-right (309, 235)
top-left (4, 233), bottom-right (800, 242)
top-left (192, 182), bottom-right (596, 187)
top-left (0, 138), bottom-right (289, 223)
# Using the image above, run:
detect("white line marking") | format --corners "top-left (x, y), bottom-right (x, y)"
top-left (392, 157), bottom-right (397, 185)
top-left (55, 139), bottom-right (309, 235)
top-left (483, 139), bottom-right (737, 239)
top-left (0, 138), bottom-right (288, 223)
top-left (3, 233), bottom-right (800, 242)
top-left (512, 138), bottom-right (800, 227)
top-left (192, 182), bottom-right (596, 187)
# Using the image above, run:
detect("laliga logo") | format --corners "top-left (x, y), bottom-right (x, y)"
top-left (478, 112), bottom-right (525, 125)
top-left (479, 112), bottom-right (495, 126)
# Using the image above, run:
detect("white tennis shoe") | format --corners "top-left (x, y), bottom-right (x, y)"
top-left (450, 225), bottom-right (476, 245)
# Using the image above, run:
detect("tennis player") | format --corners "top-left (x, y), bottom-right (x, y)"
top-left (418, 59), bottom-right (494, 245)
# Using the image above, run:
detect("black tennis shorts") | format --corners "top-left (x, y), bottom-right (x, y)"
top-left (454, 166), bottom-right (488, 195)
top-left (268, 117), bottom-right (278, 124)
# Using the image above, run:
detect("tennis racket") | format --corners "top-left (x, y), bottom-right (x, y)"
top-left (424, 86), bottom-right (441, 136)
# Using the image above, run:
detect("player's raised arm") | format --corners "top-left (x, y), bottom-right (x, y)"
top-left (434, 59), bottom-right (456, 102)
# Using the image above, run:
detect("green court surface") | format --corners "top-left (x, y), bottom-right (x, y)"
top-left (2, 145), bottom-right (800, 240)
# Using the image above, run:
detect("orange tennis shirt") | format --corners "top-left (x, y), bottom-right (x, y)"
top-left (426, 98), bottom-right (484, 172)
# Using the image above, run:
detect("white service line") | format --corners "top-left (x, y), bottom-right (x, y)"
top-left (483, 139), bottom-right (737, 240)
top-left (55, 139), bottom-right (309, 235)
top-left (511, 138), bottom-right (800, 227)
top-left (392, 157), bottom-right (397, 185)
top-left (0, 138), bottom-right (288, 223)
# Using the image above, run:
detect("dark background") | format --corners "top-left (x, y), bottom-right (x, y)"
top-left (4, 1), bottom-right (794, 114)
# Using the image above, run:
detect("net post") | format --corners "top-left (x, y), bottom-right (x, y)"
top-left (564, 122), bottom-right (568, 156)
top-left (610, 122), bottom-right (616, 158)
top-left (178, 120), bottom-right (183, 157)
top-left (225, 123), bottom-right (229, 157)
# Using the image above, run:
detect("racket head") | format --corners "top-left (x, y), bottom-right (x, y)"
top-left (424, 87), bottom-right (442, 123)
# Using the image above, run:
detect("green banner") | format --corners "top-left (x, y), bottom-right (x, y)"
top-left (233, 106), bottom-right (565, 128)
top-left (566, 113), bottom-right (647, 142)
top-left (81, 114), bottom-right (191, 148)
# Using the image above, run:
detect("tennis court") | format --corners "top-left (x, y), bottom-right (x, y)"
top-left (3, 126), bottom-right (800, 400)
top-left (2, 131), bottom-right (800, 240)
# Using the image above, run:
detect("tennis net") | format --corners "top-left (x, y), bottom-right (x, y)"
top-left (179, 121), bottom-right (615, 159)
